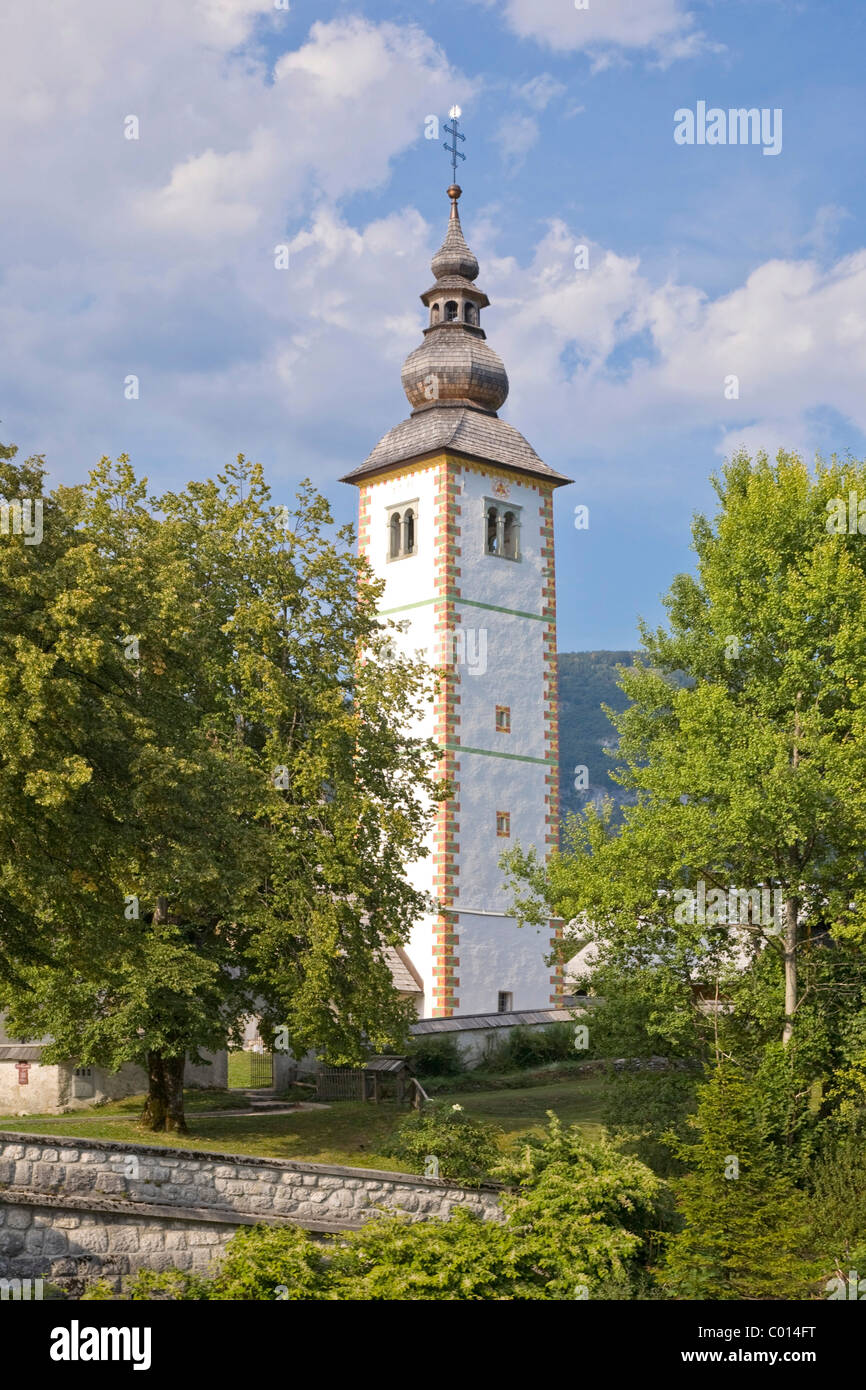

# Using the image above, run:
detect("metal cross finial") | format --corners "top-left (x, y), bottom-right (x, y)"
top-left (443, 105), bottom-right (465, 182)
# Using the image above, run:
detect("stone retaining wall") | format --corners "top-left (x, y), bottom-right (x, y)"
top-left (0, 1132), bottom-right (502, 1290)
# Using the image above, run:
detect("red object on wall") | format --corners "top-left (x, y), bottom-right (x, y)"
top-left (16, 1062), bottom-right (30, 1085)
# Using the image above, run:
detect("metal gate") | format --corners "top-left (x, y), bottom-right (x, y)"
top-left (249, 1050), bottom-right (273, 1088)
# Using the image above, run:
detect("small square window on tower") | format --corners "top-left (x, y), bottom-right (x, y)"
top-left (495, 705), bottom-right (511, 733)
top-left (497, 991), bottom-right (513, 1014)
top-left (496, 811), bottom-right (511, 838)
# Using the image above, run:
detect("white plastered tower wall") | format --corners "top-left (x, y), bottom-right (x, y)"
top-left (449, 464), bottom-right (560, 1014)
top-left (357, 462), bottom-right (442, 1015)
top-left (344, 180), bottom-right (572, 1018)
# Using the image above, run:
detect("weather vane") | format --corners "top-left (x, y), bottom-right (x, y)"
top-left (443, 105), bottom-right (465, 183)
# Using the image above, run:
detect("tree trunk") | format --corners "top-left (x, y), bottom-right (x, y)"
top-left (782, 896), bottom-right (798, 1047)
top-left (139, 1051), bottom-right (188, 1131)
top-left (140, 1051), bottom-right (168, 1130)
top-left (784, 701), bottom-right (802, 1048)
top-left (164, 1055), bottom-right (188, 1133)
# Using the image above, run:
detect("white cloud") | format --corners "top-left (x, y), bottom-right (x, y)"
top-left (0, 7), bottom-right (467, 485)
top-left (516, 73), bottom-right (566, 111)
top-left (470, 219), bottom-right (866, 481)
top-left (494, 114), bottom-right (542, 165)
top-left (1, 1), bottom-right (862, 514)
top-left (498, 0), bottom-right (713, 65)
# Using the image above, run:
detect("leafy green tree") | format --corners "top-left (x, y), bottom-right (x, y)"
top-left (506, 450), bottom-right (866, 1058)
top-left (0, 446), bottom-right (441, 1129)
top-left (660, 1067), bottom-right (817, 1299)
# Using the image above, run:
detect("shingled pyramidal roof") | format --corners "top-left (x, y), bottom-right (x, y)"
top-left (341, 184), bottom-right (573, 488)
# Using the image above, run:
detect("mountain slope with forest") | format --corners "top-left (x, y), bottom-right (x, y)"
top-left (557, 650), bottom-right (637, 832)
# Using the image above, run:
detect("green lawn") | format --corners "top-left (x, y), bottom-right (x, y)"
top-left (0, 1076), bottom-right (606, 1170)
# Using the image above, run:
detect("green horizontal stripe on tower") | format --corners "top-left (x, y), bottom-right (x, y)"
top-left (445, 743), bottom-right (556, 767)
top-left (379, 597), bottom-right (551, 622)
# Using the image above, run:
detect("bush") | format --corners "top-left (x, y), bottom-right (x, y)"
top-left (478, 1022), bottom-right (589, 1073)
top-left (81, 1269), bottom-right (212, 1301)
top-left (808, 1126), bottom-right (866, 1270)
top-left (495, 1112), bottom-right (665, 1298)
top-left (384, 1101), bottom-right (503, 1184)
top-left (406, 1034), bottom-right (466, 1077)
top-left (508, 1022), bottom-right (583, 1067)
top-left (209, 1225), bottom-right (329, 1301)
top-left (328, 1207), bottom-right (541, 1300)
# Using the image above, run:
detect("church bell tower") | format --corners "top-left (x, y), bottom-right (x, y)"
top-left (341, 151), bottom-right (572, 1018)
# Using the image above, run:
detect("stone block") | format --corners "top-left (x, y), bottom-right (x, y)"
top-left (32, 1163), bottom-right (65, 1189)
top-left (137, 1231), bottom-right (166, 1252)
top-left (73, 1227), bottom-right (110, 1253)
top-left (94, 1175), bottom-right (128, 1196)
top-left (0, 1146), bottom-right (25, 1160)
top-left (143, 1251), bottom-right (182, 1272)
top-left (42, 1229), bottom-right (69, 1257)
top-left (185, 1229), bottom-right (222, 1246)
top-left (13, 1162), bottom-right (32, 1185)
top-left (64, 1170), bottom-right (95, 1194)
top-left (106, 1228), bottom-right (140, 1254)
top-left (145, 1166), bottom-right (171, 1183)
top-left (214, 1180), bottom-right (247, 1197)
top-left (59, 1150), bottom-right (80, 1163)
top-left (6, 1209), bottom-right (31, 1230)
top-left (23, 1229), bottom-right (44, 1253)
top-left (54, 1217), bottom-right (81, 1230)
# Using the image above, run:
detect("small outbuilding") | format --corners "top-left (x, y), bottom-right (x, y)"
top-left (316, 1055), bottom-right (415, 1105)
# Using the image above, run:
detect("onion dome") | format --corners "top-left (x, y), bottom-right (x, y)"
top-left (400, 185), bottom-right (509, 415)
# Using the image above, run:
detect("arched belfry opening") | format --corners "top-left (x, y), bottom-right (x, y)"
top-left (485, 503), bottom-right (522, 562)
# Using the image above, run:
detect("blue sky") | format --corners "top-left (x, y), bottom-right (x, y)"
top-left (3, 0), bottom-right (866, 648)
